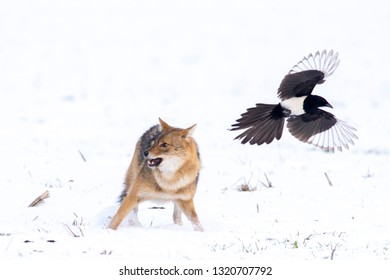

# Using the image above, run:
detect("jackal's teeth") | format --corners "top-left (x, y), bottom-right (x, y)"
top-left (147, 158), bottom-right (163, 167)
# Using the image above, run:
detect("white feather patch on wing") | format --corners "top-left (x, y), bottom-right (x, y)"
top-left (307, 119), bottom-right (358, 152)
top-left (289, 50), bottom-right (340, 79)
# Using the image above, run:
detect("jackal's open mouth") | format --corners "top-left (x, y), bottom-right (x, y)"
top-left (147, 158), bottom-right (163, 167)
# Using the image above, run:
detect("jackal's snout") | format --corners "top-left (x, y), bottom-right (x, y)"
top-left (143, 149), bottom-right (163, 167)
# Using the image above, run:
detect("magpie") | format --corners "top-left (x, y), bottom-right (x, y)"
top-left (231, 50), bottom-right (357, 152)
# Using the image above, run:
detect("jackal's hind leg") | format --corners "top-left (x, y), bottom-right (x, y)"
top-left (175, 199), bottom-right (204, 232)
top-left (127, 205), bottom-right (141, 226)
top-left (173, 203), bottom-right (183, 225)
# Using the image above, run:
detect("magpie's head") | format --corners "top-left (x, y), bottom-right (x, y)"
top-left (304, 95), bottom-right (333, 111)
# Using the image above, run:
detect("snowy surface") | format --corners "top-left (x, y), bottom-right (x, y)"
top-left (1, 0), bottom-right (390, 264)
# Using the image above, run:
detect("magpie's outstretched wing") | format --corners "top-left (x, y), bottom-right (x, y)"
top-left (277, 50), bottom-right (340, 101)
top-left (286, 109), bottom-right (358, 152)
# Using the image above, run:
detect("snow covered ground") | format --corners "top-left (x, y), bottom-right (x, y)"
top-left (1, 0), bottom-right (390, 275)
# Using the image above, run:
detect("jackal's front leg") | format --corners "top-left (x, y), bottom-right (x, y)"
top-left (108, 194), bottom-right (138, 230)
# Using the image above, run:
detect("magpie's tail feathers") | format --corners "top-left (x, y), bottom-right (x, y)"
top-left (231, 104), bottom-right (280, 130)
top-left (231, 103), bottom-right (285, 145)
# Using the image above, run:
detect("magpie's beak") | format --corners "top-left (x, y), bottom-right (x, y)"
top-left (325, 103), bottom-right (333, 109)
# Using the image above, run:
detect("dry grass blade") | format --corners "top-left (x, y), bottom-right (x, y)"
top-left (28, 190), bottom-right (50, 207)
top-left (78, 150), bottom-right (87, 162)
top-left (324, 172), bottom-right (333, 186)
top-left (330, 243), bottom-right (338, 260)
top-left (64, 224), bottom-right (80, 237)
top-left (262, 173), bottom-right (273, 188)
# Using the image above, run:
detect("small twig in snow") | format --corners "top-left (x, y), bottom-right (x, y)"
top-left (363, 168), bottom-right (373, 178)
top-left (78, 150), bottom-right (87, 162)
top-left (303, 234), bottom-right (313, 245)
top-left (261, 173), bottom-right (273, 188)
top-left (324, 172), bottom-right (333, 186)
top-left (330, 244), bottom-right (337, 260)
top-left (5, 236), bottom-right (14, 252)
top-left (63, 224), bottom-right (80, 237)
top-left (28, 190), bottom-right (50, 207)
top-left (100, 250), bottom-right (112, 255)
top-left (78, 226), bottom-right (85, 237)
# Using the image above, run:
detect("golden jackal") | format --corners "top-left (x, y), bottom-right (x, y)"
top-left (108, 118), bottom-right (203, 231)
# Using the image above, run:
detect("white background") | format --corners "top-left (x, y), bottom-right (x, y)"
top-left (1, 0), bottom-right (389, 277)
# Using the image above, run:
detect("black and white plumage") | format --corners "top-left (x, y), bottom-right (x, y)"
top-left (231, 50), bottom-right (357, 152)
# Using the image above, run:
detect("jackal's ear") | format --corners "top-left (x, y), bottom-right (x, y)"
top-left (158, 118), bottom-right (171, 131)
top-left (182, 124), bottom-right (197, 137)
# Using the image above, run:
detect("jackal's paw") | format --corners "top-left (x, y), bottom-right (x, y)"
top-left (194, 224), bottom-right (204, 232)
top-left (173, 213), bottom-right (183, 226)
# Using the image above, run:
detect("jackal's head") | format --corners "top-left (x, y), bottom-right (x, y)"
top-left (143, 118), bottom-right (198, 171)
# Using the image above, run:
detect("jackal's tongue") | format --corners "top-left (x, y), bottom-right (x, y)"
top-left (147, 158), bottom-right (163, 167)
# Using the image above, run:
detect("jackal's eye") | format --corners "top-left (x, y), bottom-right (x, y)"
top-left (159, 142), bottom-right (169, 148)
